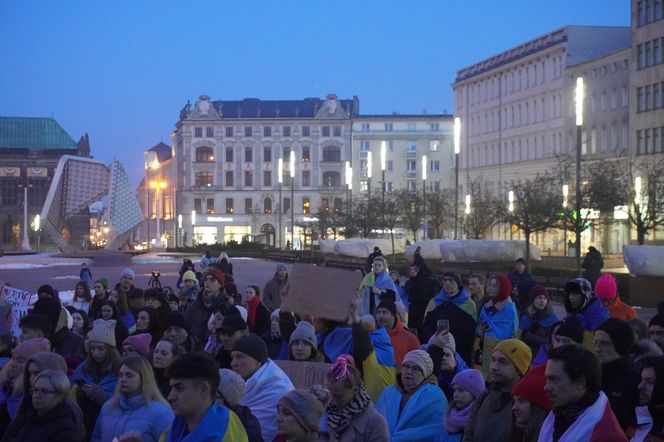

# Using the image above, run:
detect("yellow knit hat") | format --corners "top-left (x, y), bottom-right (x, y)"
top-left (493, 339), bottom-right (532, 376)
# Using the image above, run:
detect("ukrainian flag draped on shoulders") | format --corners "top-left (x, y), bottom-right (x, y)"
top-left (160, 402), bottom-right (248, 442)
top-left (358, 270), bottom-right (398, 316)
top-left (363, 326), bottom-right (398, 401)
top-left (426, 287), bottom-right (477, 322)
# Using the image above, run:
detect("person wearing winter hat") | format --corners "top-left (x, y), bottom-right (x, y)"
top-left (375, 299), bottom-right (420, 369)
top-left (593, 317), bottom-right (640, 430)
top-left (428, 331), bottom-right (469, 402)
top-left (37, 284), bottom-right (57, 300)
top-left (464, 338), bottom-right (531, 442)
top-left (477, 273), bottom-right (519, 340)
top-left (519, 284), bottom-right (559, 355)
top-left (275, 387), bottom-right (329, 442)
top-left (121, 333), bottom-right (152, 358)
top-left (507, 258), bottom-right (537, 315)
top-left (88, 277), bottom-right (110, 319)
top-left (376, 349), bottom-right (447, 440)
top-left (33, 297), bottom-right (85, 359)
top-left (595, 274), bottom-right (637, 321)
top-left (215, 368), bottom-right (262, 442)
top-left (232, 334), bottom-right (294, 441)
top-left (144, 288), bottom-right (171, 321)
top-left (186, 267), bottom-right (231, 350)
top-left (422, 269), bottom-right (478, 365)
top-left (214, 314), bottom-right (248, 367)
top-left (162, 312), bottom-right (195, 352)
top-left (289, 321), bottom-right (323, 362)
top-left (178, 270), bottom-right (199, 298)
top-left (71, 319), bottom-right (121, 437)
top-left (564, 277), bottom-right (609, 333)
top-left (436, 368), bottom-right (485, 442)
top-left (650, 313), bottom-right (664, 351)
top-left (262, 263), bottom-right (289, 312)
top-left (510, 364), bottom-right (551, 442)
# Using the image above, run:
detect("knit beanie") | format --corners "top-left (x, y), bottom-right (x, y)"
top-left (290, 321), bottom-right (317, 348)
top-left (182, 270), bottom-right (197, 282)
top-left (270, 309), bottom-right (281, 321)
top-left (88, 319), bottom-right (117, 347)
top-left (232, 334), bottom-right (269, 364)
top-left (276, 262), bottom-right (288, 272)
top-left (162, 312), bottom-right (191, 335)
top-left (512, 364), bottom-right (551, 411)
top-left (402, 349), bottom-right (434, 378)
top-left (596, 318), bottom-right (634, 357)
top-left (594, 274), bottom-right (618, 300)
top-left (442, 271), bottom-right (462, 289)
top-left (493, 339), bottom-right (532, 376)
top-left (14, 338), bottom-right (51, 359)
top-left (529, 284), bottom-right (550, 302)
top-left (554, 317), bottom-right (584, 344)
top-left (376, 299), bottom-right (397, 319)
top-left (650, 313), bottom-right (664, 329)
top-left (278, 388), bottom-right (329, 434)
top-left (121, 268), bottom-right (135, 279)
top-left (206, 268), bottom-right (225, 285)
top-left (32, 297), bottom-right (63, 336)
top-left (452, 368), bottom-right (486, 399)
top-left (123, 333), bottom-right (152, 357)
top-left (217, 368), bottom-right (245, 407)
top-left (97, 277), bottom-right (109, 290)
top-left (37, 284), bottom-right (55, 298)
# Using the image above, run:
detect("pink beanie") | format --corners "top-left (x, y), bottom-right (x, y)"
top-left (595, 274), bottom-right (617, 300)
top-left (14, 338), bottom-right (51, 359)
top-left (122, 333), bottom-right (152, 357)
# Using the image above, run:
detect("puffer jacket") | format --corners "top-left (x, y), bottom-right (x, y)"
top-left (91, 394), bottom-right (173, 442)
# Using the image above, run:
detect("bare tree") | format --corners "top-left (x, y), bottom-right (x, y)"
top-left (379, 194), bottom-right (401, 255)
top-left (627, 157), bottom-right (664, 245)
top-left (426, 188), bottom-right (455, 239)
top-left (394, 190), bottom-right (423, 242)
top-left (462, 179), bottom-right (506, 239)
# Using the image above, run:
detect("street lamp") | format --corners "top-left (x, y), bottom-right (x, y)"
top-left (150, 180), bottom-right (168, 248)
top-left (453, 117), bottom-right (461, 240)
top-left (465, 194), bottom-right (471, 215)
top-left (17, 181), bottom-right (32, 251)
top-left (422, 154), bottom-right (427, 240)
top-left (563, 184), bottom-right (569, 256)
top-left (508, 190), bottom-right (515, 240)
top-left (367, 151), bottom-right (372, 231)
top-left (380, 141), bottom-right (387, 205)
top-left (278, 157), bottom-right (283, 249)
top-left (33, 214), bottom-right (40, 252)
top-left (634, 176), bottom-right (642, 206)
top-left (290, 150), bottom-right (295, 249)
top-left (574, 77), bottom-right (584, 276)
top-left (191, 209), bottom-right (196, 246)
top-left (345, 161), bottom-right (353, 216)
top-left (177, 214), bottom-right (182, 248)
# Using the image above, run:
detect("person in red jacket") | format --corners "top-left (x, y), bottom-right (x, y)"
top-left (374, 299), bottom-right (420, 369)
top-left (595, 274), bottom-right (637, 322)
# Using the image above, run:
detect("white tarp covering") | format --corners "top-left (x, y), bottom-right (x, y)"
top-left (324, 238), bottom-right (406, 257)
top-left (623, 245), bottom-right (664, 276)
top-left (318, 239), bottom-right (336, 254)
top-left (405, 240), bottom-right (542, 263)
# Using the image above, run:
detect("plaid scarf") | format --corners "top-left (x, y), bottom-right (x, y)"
top-left (326, 384), bottom-right (372, 438)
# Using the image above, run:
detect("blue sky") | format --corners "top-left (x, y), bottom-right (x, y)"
top-left (0, 1), bottom-right (629, 185)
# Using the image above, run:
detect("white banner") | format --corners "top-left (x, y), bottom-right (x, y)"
top-left (4, 286), bottom-right (38, 337)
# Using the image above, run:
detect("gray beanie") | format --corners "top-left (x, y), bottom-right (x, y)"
top-left (88, 319), bottom-right (117, 347)
top-left (290, 321), bottom-right (317, 348)
top-left (217, 368), bottom-right (246, 407)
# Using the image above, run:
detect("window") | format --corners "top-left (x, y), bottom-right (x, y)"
top-left (611, 90), bottom-right (617, 109)
top-left (333, 126), bottom-right (341, 137)
top-left (302, 198), bottom-right (310, 214)
top-left (302, 146), bottom-right (310, 162)
top-left (302, 126), bottom-right (310, 137)
top-left (264, 198), bottom-right (272, 214)
top-left (244, 127), bottom-right (252, 137)
top-left (646, 85), bottom-right (652, 111)
top-left (407, 140), bottom-right (417, 151)
top-left (430, 123), bottom-right (440, 131)
top-left (245, 147), bottom-right (253, 162)
top-left (387, 140), bottom-right (394, 151)
top-left (407, 181), bottom-right (417, 191)
top-left (263, 146), bottom-right (272, 163)
top-left (225, 127), bottom-right (233, 137)
top-left (225, 147), bottom-right (234, 163)
top-left (195, 172), bottom-right (213, 187)
top-left (385, 182), bottom-right (393, 192)
top-left (361, 123), bottom-right (370, 131)
top-left (637, 130), bottom-right (643, 154)
top-left (263, 126), bottom-right (272, 137)
top-left (384, 123), bottom-right (393, 131)
top-left (283, 146), bottom-right (291, 159)
top-left (322, 126), bottom-right (330, 137)
top-left (323, 171), bottom-right (341, 187)
top-left (406, 160), bottom-right (416, 171)
top-left (262, 170), bottom-right (272, 187)
top-left (322, 145), bottom-right (341, 162)
top-left (655, 83), bottom-right (662, 109)
top-left (225, 171), bottom-right (234, 187)
top-left (638, 87), bottom-right (644, 112)
top-left (360, 140), bottom-right (370, 151)
top-left (226, 198), bottom-right (234, 214)
top-left (245, 198), bottom-right (253, 214)
top-left (194, 127), bottom-right (203, 138)
top-left (321, 198), bottom-right (330, 212)
top-left (430, 160), bottom-right (440, 171)
top-left (207, 198), bottom-right (215, 214)
top-left (387, 160), bottom-right (393, 172)
top-left (196, 146), bottom-right (214, 162)
top-left (430, 141), bottom-right (440, 151)
top-left (244, 170), bottom-right (253, 187)
top-left (360, 180), bottom-right (368, 192)
top-left (283, 126), bottom-right (291, 137)
top-left (407, 123), bottom-right (416, 131)
top-left (206, 127), bottom-right (214, 137)
top-left (194, 198), bottom-right (202, 213)
top-left (284, 198), bottom-right (291, 214)
top-left (302, 171), bottom-right (311, 187)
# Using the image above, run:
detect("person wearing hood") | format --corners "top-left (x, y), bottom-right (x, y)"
top-left (186, 268), bottom-right (231, 349)
top-left (626, 356), bottom-right (664, 441)
top-left (564, 277), bottom-right (609, 334)
top-left (275, 388), bottom-right (329, 442)
top-left (33, 297), bottom-right (85, 359)
top-left (404, 258), bottom-right (436, 339)
top-left (477, 274), bottom-right (519, 341)
top-left (374, 300), bottom-right (419, 369)
top-left (463, 339), bottom-right (531, 442)
top-left (582, 246), bottom-right (604, 287)
top-left (427, 332), bottom-right (469, 401)
top-left (519, 284), bottom-right (559, 355)
top-left (144, 288), bottom-right (173, 322)
top-left (436, 369), bottom-right (485, 442)
top-left (359, 256), bottom-right (398, 316)
top-left (376, 349), bottom-right (448, 441)
top-left (263, 263), bottom-right (289, 311)
top-left (594, 274), bottom-right (637, 321)
top-left (594, 318), bottom-right (641, 430)
top-left (216, 368), bottom-right (263, 442)
top-left (91, 355), bottom-right (173, 442)
top-left (422, 271), bottom-right (478, 365)
top-left (261, 309), bottom-right (289, 360)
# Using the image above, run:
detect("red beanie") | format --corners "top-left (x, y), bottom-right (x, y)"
top-left (529, 284), bottom-right (549, 302)
top-left (594, 274), bottom-right (617, 300)
top-left (492, 274), bottom-right (512, 302)
top-left (512, 364), bottom-right (551, 411)
top-left (206, 268), bottom-right (225, 285)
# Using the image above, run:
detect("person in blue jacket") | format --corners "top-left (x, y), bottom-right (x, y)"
top-left (477, 274), bottom-right (519, 340)
top-left (518, 284), bottom-right (559, 355)
top-left (564, 277), bottom-right (609, 332)
top-left (92, 356), bottom-right (173, 442)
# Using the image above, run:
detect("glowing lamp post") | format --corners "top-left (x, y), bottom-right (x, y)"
top-left (454, 117), bottom-right (461, 240)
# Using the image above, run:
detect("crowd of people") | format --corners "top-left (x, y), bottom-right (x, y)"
top-left (0, 247), bottom-right (662, 442)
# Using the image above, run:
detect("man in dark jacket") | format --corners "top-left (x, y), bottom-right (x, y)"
top-left (262, 263), bottom-right (288, 311)
top-left (366, 246), bottom-right (383, 272)
top-left (404, 260), bottom-right (435, 339)
top-left (32, 297), bottom-right (84, 359)
top-left (507, 258), bottom-right (536, 315)
top-left (186, 268), bottom-right (231, 349)
top-left (582, 246), bottom-right (604, 287)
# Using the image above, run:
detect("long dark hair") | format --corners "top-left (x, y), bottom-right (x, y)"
top-left (84, 343), bottom-right (121, 380)
top-left (75, 281), bottom-right (92, 302)
top-left (135, 307), bottom-right (162, 344)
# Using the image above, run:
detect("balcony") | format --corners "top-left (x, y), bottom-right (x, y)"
top-left (405, 171), bottom-right (417, 179)
top-left (405, 151), bottom-right (418, 159)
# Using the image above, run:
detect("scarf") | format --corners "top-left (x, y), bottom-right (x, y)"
top-left (326, 384), bottom-right (372, 438)
top-left (552, 391), bottom-right (599, 441)
top-left (444, 401), bottom-right (475, 434)
top-left (247, 296), bottom-right (260, 327)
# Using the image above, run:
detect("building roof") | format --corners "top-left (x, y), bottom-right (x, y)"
top-left (147, 142), bottom-right (172, 162)
top-left (355, 113), bottom-right (453, 120)
top-left (0, 116), bottom-right (78, 150)
top-left (211, 96), bottom-right (359, 118)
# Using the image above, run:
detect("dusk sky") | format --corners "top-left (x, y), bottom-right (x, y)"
top-left (0, 1), bottom-right (629, 185)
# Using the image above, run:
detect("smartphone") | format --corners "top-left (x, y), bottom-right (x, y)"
top-left (436, 319), bottom-right (449, 334)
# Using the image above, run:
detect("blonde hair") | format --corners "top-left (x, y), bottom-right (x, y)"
top-left (33, 370), bottom-right (70, 398)
top-left (108, 355), bottom-right (168, 410)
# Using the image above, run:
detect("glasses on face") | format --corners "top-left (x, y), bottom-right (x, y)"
top-left (401, 363), bottom-right (422, 373)
top-left (31, 387), bottom-right (56, 396)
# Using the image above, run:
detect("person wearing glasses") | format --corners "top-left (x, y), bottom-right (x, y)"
top-left (3, 369), bottom-right (82, 442)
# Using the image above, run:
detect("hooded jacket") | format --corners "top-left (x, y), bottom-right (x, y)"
top-left (92, 394), bottom-right (173, 442)
top-left (564, 278), bottom-right (609, 332)
top-left (262, 273), bottom-right (288, 312)
top-left (359, 271), bottom-right (398, 316)
top-left (404, 262), bottom-right (435, 331)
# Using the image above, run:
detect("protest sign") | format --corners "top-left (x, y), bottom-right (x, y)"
top-left (275, 360), bottom-right (332, 389)
top-left (3, 286), bottom-right (37, 337)
top-left (281, 264), bottom-right (361, 321)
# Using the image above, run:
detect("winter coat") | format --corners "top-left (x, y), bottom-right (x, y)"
top-left (262, 275), bottom-right (288, 311)
top-left (582, 250), bottom-right (604, 286)
top-left (404, 264), bottom-right (435, 333)
top-left (601, 357), bottom-right (640, 431)
top-left (52, 328), bottom-right (86, 359)
top-left (435, 353), bottom-right (469, 401)
top-left (261, 331), bottom-right (284, 361)
top-left (385, 318), bottom-right (421, 368)
top-left (92, 394), bottom-right (173, 442)
top-left (477, 298), bottom-right (519, 340)
top-left (161, 402), bottom-right (248, 442)
top-left (567, 297), bottom-right (609, 332)
top-left (247, 300), bottom-right (271, 337)
top-left (185, 289), bottom-right (230, 348)
top-left (423, 288), bottom-right (477, 364)
top-left (605, 298), bottom-right (638, 321)
top-left (359, 271), bottom-right (398, 316)
top-left (375, 377), bottom-right (447, 442)
top-left (518, 306), bottom-right (559, 354)
top-left (2, 397), bottom-right (82, 442)
top-left (462, 384), bottom-right (514, 442)
top-left (506, 270), bottom-right (536, 314)
top-left (71, 361), bottom-right (119, 438)
top-left (229, 404), bottom-right (263, 442)
top-left (320, 403), bottom-right (389, 442)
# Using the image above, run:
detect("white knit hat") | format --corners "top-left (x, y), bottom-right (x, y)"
top-left (88, 319), bottom-right (117, 347)
top-left (217, 368), bottom-right (246, 406)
